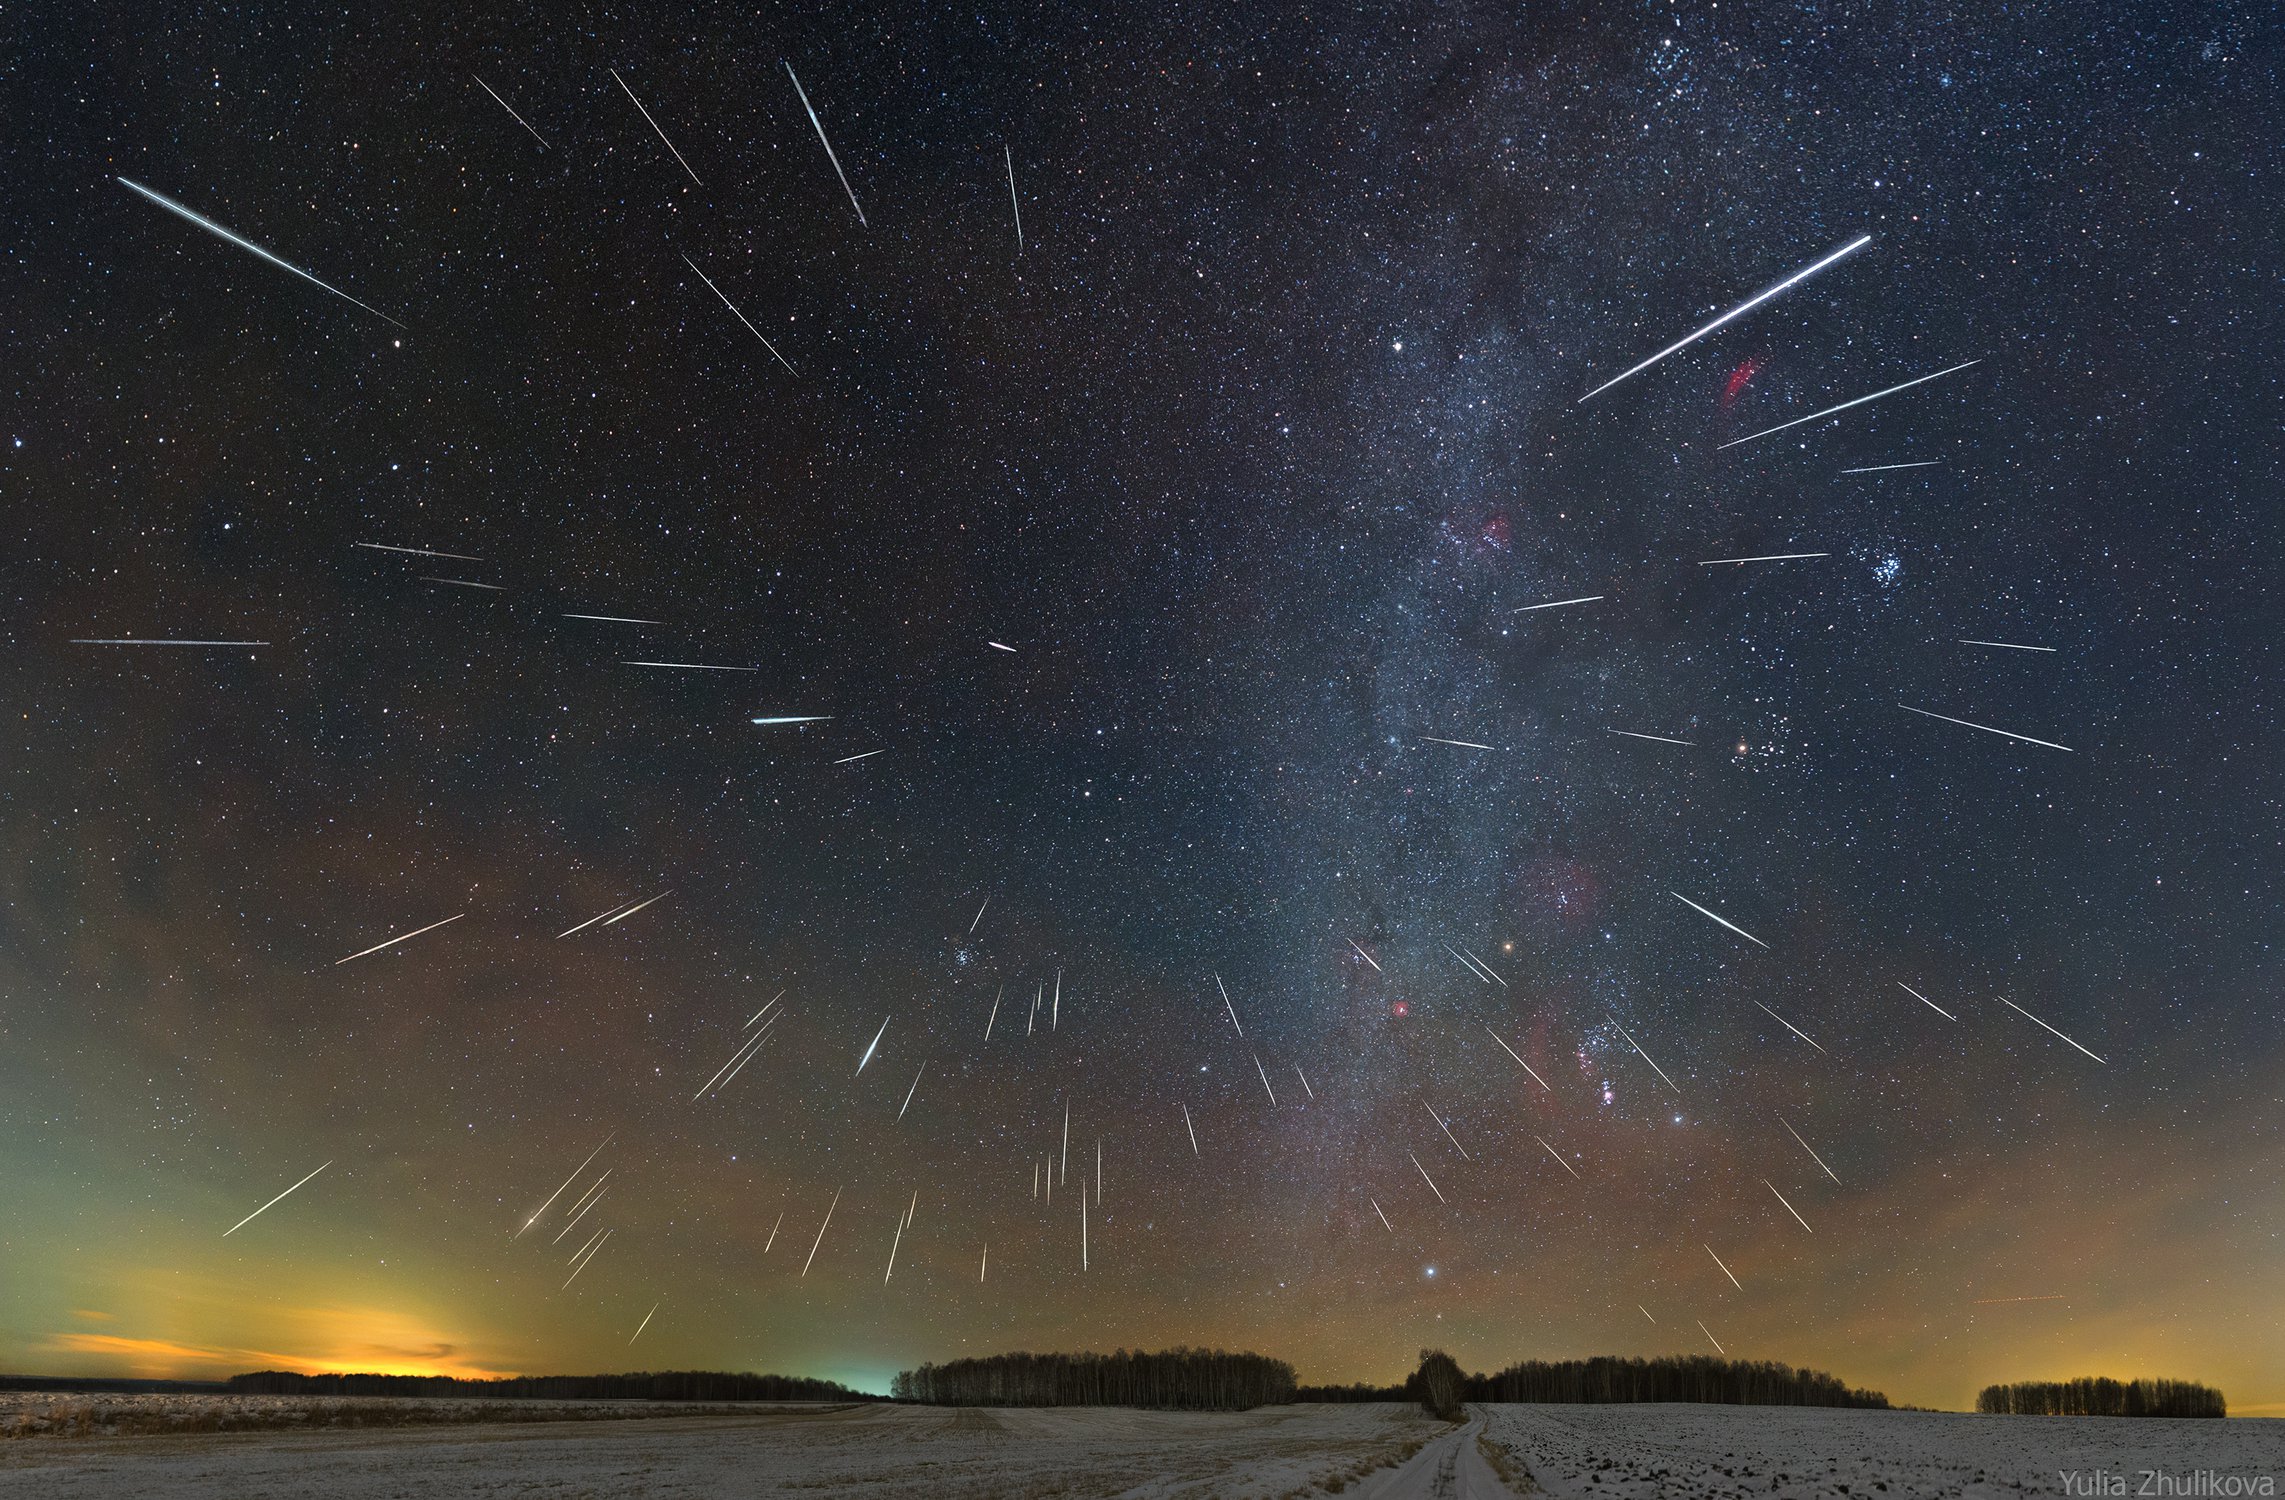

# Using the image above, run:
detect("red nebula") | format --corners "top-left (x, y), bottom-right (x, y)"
top-left (1720, 357), bottom-right (1762, 408)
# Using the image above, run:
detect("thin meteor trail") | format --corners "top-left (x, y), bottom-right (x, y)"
top-left (1515, 594), bottom-right (1604, 612)
top-left (563, 1230), bottom-right (611, 1288)
top-left (564, 614), bottom-right (660, 624)
top-left (472, 76), bottom-right (548, 149)
top-left (1959, 639), bottom-right (2056, 653)
top-left (694, 1025), bottom-right (773, 1100)
top-left (745, 992), bottom-right (785, 1028)
top-left (1718, 359), bottom-right (1983, 449)
top-left (1409, 1151), bottom-right (1448, 1206)
top-left (984, 986), bottom-right (1002, 1040)
top-left (833, 749), bottom-right (886, 765)
top-left (784, 63), bottom-right (866, 226)
top-left (1005, 145), bottom-right (1023, 252)
top-left (1348, 939), bottom-right (1382, 972)
top-left (1578, 236), bottom-right (1871, 402)
top-left (979, 1244), bottom-right (988, 1282)
top-left (1216, 974), bottom-right (1244, 1037)
top-left (1779, 1118), bottom-right (1841, 1184)
top-left (1898, 982), bottom-right (1959, 1022)
top-left (969, 897), bottom-right (990, 934)
top-left (1699, 1322), bottom-right (1727, 1356)
top-left (750, 715), bottom-right (832, 725)
top-left (1610, 728), bottom-right (1696, 746)
top-left (630, 1302), bottom-right (658, 1344)
top-left (1426, 1102), bottom-right (1471, 1160)
top-left (1610, 1015), bottom-right (1682, 1094)
top-left (1421, 735), bottom-right (1496, 750)
top-left (855, 1016), bottom-right (890, 1075)
top-left (552, 1185), bottom-right (607, 1243)
top-left (356, 542), bottom-right (480, 561)
top-left (680, 254), bottom-right (797, 375)
top-left (765, 1212), bottom-right (783, 1253)
top-left (1253, 1053), bottom-right (1279, 1107)
top-left (422, 577), bottom-right (505, 590)
top-left (1974, 1295), bottom-right (2068, 1305)
top-left (566, 1226), bottom-right (606, 1267)
top-left (1840, 460), bottom-right (1944, 474)
top-left (1671, 891), bottom-right (1770, 949)
top-left (1181, 1103), bottom-right (1199, 1156)
top-left (801, 1189), bottom-right (841, 1276)
top-left (1764, 1178), bottom-right (1815, 1234)
top-left (603, 891), bottom-right (671, 926)
top-left (1640, 1306), bottom-right (1657, 1324)
top-left (610, 68), bottom-right (701, 184)
top-left (884, 1206), bottom-right (907, 1284)
top-left (625, 660), bottom-right (756, 671)
top-left (516, 1134), bottom-right (615, 1237)
top-left (115, 177), bottom-right (406, 328)
top-left (1998, 996), bottom-right (2107, 1063)
top-left (1371, 1198), bottom-right (1393, 1232)
top-left (1705, 1244), bottom-right (1743, 1291)
top-left (73, 639), bottom-right (268, 647)
top-left (1486, 1027), bottom-right (1553, 1092)
top-left (556, 1173), bottom-right (610, 1228)
top-left (334, 913), bottom-right (463, 966)
top-left (1898, 703), bottom-right (2073, 752)
top-left (1460, 946), bottom-right (1507, 988)
top-left (1699, 552), bottom-right (1830, 566)
top-left (717, 1029), bottom-right (773, 1093)
top-left (1062, 1105), bottom-right (1070, 1184)
top-left (1753, 999), bottom-right (1827, 1055)
top-left (1446, 943), bottom-right (1496, 984)
top-left (1294, 1065), bottom-right (1314, 1101)
top-left (223, 1161), bottom-right (332, 1236)
top-left (896, 1062), bottom-right (925, 1120)
top-left (1535, 1136), bottom-right (1581, 1179)
top-left (1052, 969), bottom-right (1061, 1031)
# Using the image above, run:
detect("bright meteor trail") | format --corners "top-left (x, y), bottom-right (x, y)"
top-left (1718, 359), bottom-right (1983, 450)
top-left (223, 1160), bottom-right (332, 1237)
top-left (1578, 235), bottom-right (1870, 402)
top-left (785, 62), bottom-right (867, 227)
top-left (115, 177), bottom-right (405, 328)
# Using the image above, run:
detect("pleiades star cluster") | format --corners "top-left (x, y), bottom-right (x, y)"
top-left (2, 2), bottom-right (2277, 1410)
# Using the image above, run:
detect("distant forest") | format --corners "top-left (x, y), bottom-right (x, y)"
top-left (892, 1349), bottom-right (1296, 1409)
top-left (225, 1370), bottom-right (867, 1402)
top-left (1976, 1378), bottom-right (2225, 1418)
top-left (1406, 1351), bottom-right (1891, 1419)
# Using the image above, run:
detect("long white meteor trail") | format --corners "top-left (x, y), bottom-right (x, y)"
top-left (784, 63), bottom-right (866, 226)
top-left (970, 897), bottom-right (990, 934)
top-left (1181, 1103), bottom-right (1199, 1156)
top-left (73, 638), bottom-right (267, 647)
top-left (1840, 460), bottom-right (1944, 474)
top-left (1699, 1321), bottom-right (1726, 1356)
top-left (1610, 728), bottom-right (1696, 747)
top-left (1348, 938), bottom-right (1382, 972)
top-left (610, 68), bottom-right (701, 184)
top-left (563, 613), bottom-right (660, 624)
top-left (833, 749), bottom-right (886, 765)
top-left (472, 76), bottom-right (549, 149)
top-left (422, 576), bottom-right (505, 590)
top-left (1421, 735), bottom-right (1496, 750)
top-left (629, 1302), bottom-right (658, 1344)
top-left (1409, 1150), bottom-right (1448, 1205)
top-left (1998, 997), bottom-right (2107, 1063)
top-left (357, 542), bottom-right (480, 561)
top-left (603, 891), bottom-right (671, 926)
top-left (1371, 1197), bottom-right (1393, 1232)
top-left (1216, 973), bottom-right (1244, 1038)
top-left (1779, 1117), bottom-right (1841, 1184)
top-left (1535, 1136), bottom-right (1581, 1180)
top-left (1959, 639), bottom-right (2056, 653)
top-left (1005, 145), bottom-right (1023, 253)
top-left (1252, 1055), bottom-right (1278, 1106)
top-left (1699, 552), bottom-right (1830, 566)
top-left (984, 985), bottom-right (1002, 1040)
top-left (558, 902), bottom-right (633, 938)
top-left (1764, 1178), bottom-right (1814, 1234)
top-left (1461, 946), bottom-right (1507, 988)
top-left (898, 1062), bottom-right (926, 1120)
top-left (1705, 1243), bottom-right (1743, 1291)
top-left (1515, 594), bottom-right (1604, 612)
top-left (1579, 236), bottom-right (1871, 402)
top-left (1486, 1026), bottom-right (1553, 1092)
top-left (1426, 1102), bottom-right (1470, 1160)
top-left (801, 1188), bottom-right (842, 1276)
top-left (1671, 891), bottom-right (1770, 949)
top-left (1753, 999), bottom-right (1827, 1055)
top-left (1899, 703), bottom-right (2073, 752)
top-left (223, 1160), bottom-right (332, 1236)
top-left (1719, 359), bottom-right (1983, 450)
top-left (1898, 981), bottom-right (1959, 1022)
top-left (681, 254), bottom-right (797, 375)
top-left (624, 660), bottom-right (756, 672)
top-left (334, 913), bottom-right (463, 966)
top-left (751, 715), bottom-right (832, 725)
top-left (988, 640), bottom-right (1017, 652)
top-left (516, 1134), bottom-right (615, 1237)
top-left (855, 1015), bottom-right (890, 1075)
top-left (1609, 1015), bottom-right (1682, 1094)
top-left (116, 177), bottom-right (405, 328)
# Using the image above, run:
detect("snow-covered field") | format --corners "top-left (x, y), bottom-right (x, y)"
top-left (1, 1398), bottom-right (2278, 1498)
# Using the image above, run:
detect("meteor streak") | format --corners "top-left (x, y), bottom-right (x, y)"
top-left (1764, 1178), bottom-right (1814, 1233)
top-left (1371, 1198), bottom-right (1393, 1232)
top-left (1899, 703), bottom-right (2073, 751)
top-left (1705, 1243), bottom-right (1743, 1291)
top-left (802, 1189), bottom-right (842, 1276)
top-left (115, 176), bottom-right (405, 327)
top-left (681, 253), bottom-right (797, 375)
top-left (1347, 938), bottom-right (1382, 971)
top-left (1779, 1117), bottom-right (1840, 1184)
top-left (223, 1160), bottom-right (332, 1236)
top-left (1610, 728), bottom-right (1696, 746)
top-left (516, 1134), bottom-right (615, 1237)
top-left (1181, 1103), bottom-right (1199, 1156)
top-left (1840, 460), bottom-right (1944, 474)
top-left (563, 614), bottom-right (660, 624)
top-left (984, 986), bottom-right (1002, 1041)
top-left (472, 75), bottom-right (548, 149)
top-left (1425, 1102), bottom-right (1470, 1160)
top-left (356, 542), bottom-right (479, 561)
top-left (988, 641), bottom-right (1016, 652)
top-left (1718, 359), bottom-right (1983, 450)
top-left (1998, 996), bottom-right (2107, 1063)
top-left (1959, 639), bottom-right (2056, 653)
top-left (855, 1016), bottom-right (890, 1075)
top-left (1898, 981), bottom-right (1959, 1022)
top-left (563, 1230), bottom-right (611, 1288)
top-left (1486, 1026), bottom-right (1553, 1091)
top-left (1609, 1015), bottom-right (1682, 1094)
top-left (784, 63), bottom-right (866, 226)
top-left (1753, 999), bottom-right (1827, 1055)
top-left (602, 891), bottom-right (670, 926)
top-left (624, 660), bottom-right (756, 671)
top-left (1671, 891), bottom-right (1770, 949)
top-left (334, 913), bottom-right (463, 966)
top-left (422, 577), bottom-right (505, 590)
top-left (750, 715), bottom-right (832, 725)
top-left (1698, 552), bottom-right (1830, 566)
top-left (1420, 735), bottom-right (1495, 750)
top-left (1216, 973), bottom-right (1244, 1037)
top-left (1578, 236), bottom-right (1871, 402)
top-left (610, 68), bottom-right (701, 184)
top-left (832, 749), bottom-right (885, 765)
top-left (1536, 1136), bottom-right (1581, 1179)
top-left (1698, 1321), bottom-right (1726, 1356)
top-left (630, 1302), bottom-right (658, 1344)
top-left (1409, 1151), bottom-right (1447, 1205)
top-left (1005, 145), bottom-right (1023, 252)
top-left (1514, 594), bottom-right (1604, 612)
top-left (1253, 1053), bottom-right (1278, 1107)
top-left (970, 897), bottom-right (990, 934)
top-left (72, 639), bottom-right (267, 647)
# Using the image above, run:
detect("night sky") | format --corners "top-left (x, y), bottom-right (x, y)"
top-left (5, 4), bottom-right (2279, 1412)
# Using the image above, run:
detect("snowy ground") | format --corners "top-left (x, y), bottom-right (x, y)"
top-left (1, 1399), bottom-right (2278, 1498)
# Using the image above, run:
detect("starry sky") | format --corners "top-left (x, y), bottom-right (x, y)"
top-left (4, 3), bottom-right (2279, 1412)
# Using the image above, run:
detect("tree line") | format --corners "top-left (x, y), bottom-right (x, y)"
top-left (891, 1348), bottom-right (1297, 1409)
top-left (1976, 1378), bottom-right (2225, 1418)
top-left (224, 1370), bottom-right (866, 1402)
top-left (1407, 1351), bottom-right (1891, 1418)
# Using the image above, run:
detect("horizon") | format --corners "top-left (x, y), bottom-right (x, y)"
top-left (6, 0), bottom-right (2278, 1428)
